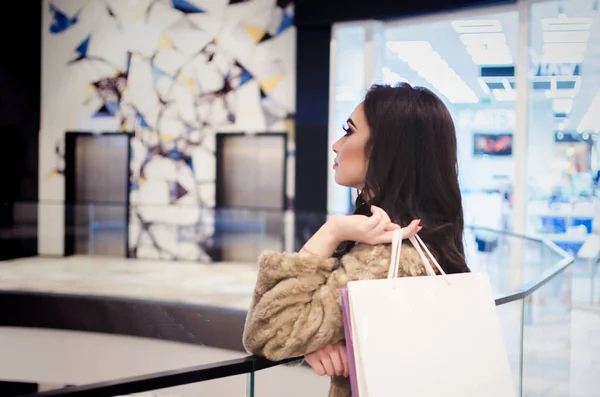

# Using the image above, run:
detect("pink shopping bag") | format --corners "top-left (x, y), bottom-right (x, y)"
top-left (340, 287), bottom-right (359, 397)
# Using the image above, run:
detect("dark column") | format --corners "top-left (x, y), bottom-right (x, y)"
top-left (293, 25), bottom-right (331, 249)
top-left (0, 1), bottom-right (41, 260)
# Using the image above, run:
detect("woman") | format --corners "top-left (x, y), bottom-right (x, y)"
top-left (243, 83), bottom-right (470, 396)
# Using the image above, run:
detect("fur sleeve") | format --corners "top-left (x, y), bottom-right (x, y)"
top-left (242, 243), bottom-right (427, 361)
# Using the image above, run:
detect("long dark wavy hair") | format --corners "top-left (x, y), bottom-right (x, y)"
top-left (334, 83), bottom-right (469, 274)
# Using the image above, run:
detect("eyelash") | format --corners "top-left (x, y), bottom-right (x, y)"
top-left (342, 124), bottom-right (351, 136)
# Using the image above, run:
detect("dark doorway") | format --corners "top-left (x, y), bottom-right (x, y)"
top-left (213, 133), bottom-right (287, 262)
top-left (216, 133), bottom-right (287, 210)
top-left (64, 132), bottom-right (131, 257)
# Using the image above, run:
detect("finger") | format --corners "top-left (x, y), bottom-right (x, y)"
top-left (381, 208), bottom-right (391, 224)
top-left (369, 205), bottom-right (383, 222)
top-left (327, 346), bottom-right (345, 376)
top-left (376, 208), bottom-right (392, 233)
top-left (366, 206), bottom-right (383, 228)
top-left (320, 354), bottom-right (336, 377)
top-left (379, 222), bottom-right (421, 242)
top-left (384, 223), bottom-right (401, 231)
top-left (338, 344), bottom-right (349, 377)
top-left (370, 205), bottom-right (390, 223)
top-left (375, 230), bottom-right (396, 244)
top-left (305, 354), bottom-right (326, 376)
top-left (370, 206), bottom-right (390, 232)
top-left (401, 219), bottom-right (421, 239)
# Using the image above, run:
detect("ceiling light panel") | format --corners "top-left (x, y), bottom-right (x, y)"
top-left (543, 31), bottom-right (591, 43)
top-left (492, 89), bottom-right (517, 101)
top-left (387, 41), bottom-right (479, 104)
top-left (452, 19), bottom-right (512, 66)
top-left (459, 33), bottom-right (506, 45)
top-left (578, 91), bottom-right (600, 132)
top-left (381, 67), bottom-right (410, 85)
top-left (541, 53), bottom-right (585, 63)
top-left (543, 43), bottom-right (588, 54)
top-left (451, 20), bottom-right (502, 33)
top-left (537, 14), bottom-right (592, 100)
top-left (545, 89), bottom-right (577, 99)
top-left (542, 16), bottom-right (593, 31)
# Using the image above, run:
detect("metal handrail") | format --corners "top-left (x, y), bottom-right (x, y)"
top-left (25, 357), bottom-right (299, 397)
top-left (20, 226), bottom-right (574, 397)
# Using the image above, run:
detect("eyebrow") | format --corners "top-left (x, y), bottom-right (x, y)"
top-left (347, 118), bottom-right (357, 129)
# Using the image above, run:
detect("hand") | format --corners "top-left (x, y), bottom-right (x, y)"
top-left (329, 206), bottom-right (422, 245)
top-left (305, 342), bottom-right (349, 377)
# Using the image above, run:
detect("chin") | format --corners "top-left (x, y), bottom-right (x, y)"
top-left (334, 178), bottom-right (352, 188)
top-left (334, 173), bottom-right (362, 189)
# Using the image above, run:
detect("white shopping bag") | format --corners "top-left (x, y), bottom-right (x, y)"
top-left (347, 230), bottom-right (517, 397)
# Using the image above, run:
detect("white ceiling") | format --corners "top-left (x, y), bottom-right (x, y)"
top-left (382, 0), bottom-right (600, 133)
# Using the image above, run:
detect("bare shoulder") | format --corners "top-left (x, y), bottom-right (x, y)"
top-left (341, 242), bottom-right (428, 280)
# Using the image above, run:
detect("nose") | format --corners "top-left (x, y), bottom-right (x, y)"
top-left (332, 137), bottom-right (341, 154)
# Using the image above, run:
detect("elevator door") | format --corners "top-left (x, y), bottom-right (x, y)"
top-left (218, 134), bottom-right (286, 209)
top-left (66, 133), bottom-right (129, 257)
top-left (215, 133), bottom-right (286, 261)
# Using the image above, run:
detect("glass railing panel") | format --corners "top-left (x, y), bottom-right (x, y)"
top-left (129, 203), bottom-right (180, 260)
top-left (210, 208), bottom-right (287, 263)
top-left (521, 267), bottom-right (572, 397)
top-left (572, 256), bottom-right (600, 307)
top-left (253, 362), bottom-right (330, 397)
top-left (139, 373), bottom-right (252, 397)
top-left (75, 202), bottom-right (128, 257)
top-left (465, 227), bottom-right (566, 295)
top-left (0, 320), bottom-right (250, 389)
top-left (496, 299), bottom-right (524, 397)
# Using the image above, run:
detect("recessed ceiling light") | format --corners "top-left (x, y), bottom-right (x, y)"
top-left (541, 52), bottom-right (585, 63)
top-left (451, 19), bottom-right (502, 34)
top-left (492, 89), bottom-right (517, 101)
top-left (387, 41), bottom-right (479, 104)
top-left (545, 90), bottom-right (577, 99)
top-left (455, 23), bottom-right (512, 66)
top-left (459, 33), bottom-right (506, 46)
top-left (541, 16), bottom-right (593, 31)
top-left (381, 67), bottom-right (410, 85)
top-left (543, 31), bottom-right (591, 43)
top-left (466, 44), bottom-right (513, 65)
top-left (543, 42), bottom-right (587, 54)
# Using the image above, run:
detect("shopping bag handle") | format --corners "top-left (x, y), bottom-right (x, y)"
top-left (387, 229), bottom-right (449, 284)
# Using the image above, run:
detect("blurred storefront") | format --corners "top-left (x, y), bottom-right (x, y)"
top-left (328, 0), bottom-right (600, 255)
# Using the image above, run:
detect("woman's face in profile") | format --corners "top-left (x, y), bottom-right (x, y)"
top-left (332, 102), bottom-right (370, 189)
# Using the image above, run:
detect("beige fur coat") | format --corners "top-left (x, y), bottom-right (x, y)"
top-left (242, 242), bottom-right (430, 397)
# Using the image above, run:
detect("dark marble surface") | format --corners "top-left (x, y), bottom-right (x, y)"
top-left (0, 290), bottom-right (247, 352)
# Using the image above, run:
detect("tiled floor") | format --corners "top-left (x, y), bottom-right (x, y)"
top-left (0, 256), bottom-right (258, 311)
top-left (570, 308), bottom-right (600, 397)
top-left (569, 256), bottom-right (600, 397)
top-left (0, 251), bottom-right (598, 396)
